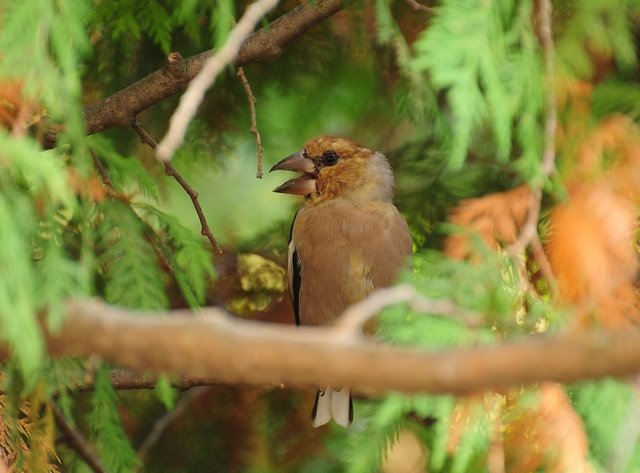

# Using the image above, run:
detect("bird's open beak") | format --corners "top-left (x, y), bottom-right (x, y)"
top-left (270, 150), bottom-right (318, 195)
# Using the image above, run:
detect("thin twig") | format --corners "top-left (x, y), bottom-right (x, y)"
top-left (530, 233), bottom-right (558, 299)
top-left (538, 0), bottom-right (558, 180)
top-left (509, 0), bottom-right (557, 282)
top-left (137, 387), bottom-right (211, 461)
top-left (90, 150), bottom-right (134, 204)
top-left (333, 284), bottom-right (482, 336)
top-left (236, 67), bottom-right (264, 178)
top-left (404, 0), bottom-right (433, 12)
top-left (156, 0), bottom-right (280, 161)
top-left (91, 153), bottom-right (115, 192)
top-left (132, 121), bottom-right (223, 254)
top-left (52, 403), bottom-right (105, 473)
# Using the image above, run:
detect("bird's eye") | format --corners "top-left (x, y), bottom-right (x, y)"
top-left (321, 150), bottom-right (339, 166)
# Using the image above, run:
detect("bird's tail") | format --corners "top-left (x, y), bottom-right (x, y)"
top-left (311, 387), bottom-right (353, 428)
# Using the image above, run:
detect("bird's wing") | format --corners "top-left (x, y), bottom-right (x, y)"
top-left (288, 211), bottom-right (302, 326)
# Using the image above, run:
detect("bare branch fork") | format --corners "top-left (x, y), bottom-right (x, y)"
top-left (509, 0), bottom-right (557, 291)
top-left (131, 121), bottom-right (223, 254)
top-left (333, 284), bottom-right (482, 337)
top-left (30, 290), bottom-right (640, 396)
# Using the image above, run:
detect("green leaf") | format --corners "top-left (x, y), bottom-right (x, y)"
top-left (36, 234), bottom-right (89, 331)
top-left (570, 379), bottom-right (640, 471)
top-left (341, 396), bottom-right (406, 473)
top-left (0, 194), bottom-right (43, 379)
top-left (556, 0), bottom-right (638, 78)
top-left (0, 133), bottom-right (74, 209)
top-left (211, 0), bottom-right (236, 49)
top-left (592, 81), bottom-right (640, 120)
top-left (0, 0), bottom-right (89, 153)
top-left (154, 375), bottom-right (178, 410)
top-left (374, 0), bottom-right (396, 45)
top-left (139, 0), bottom-right (173, 53)
top-left (450, 401), bottom-right (491, 473)
top-left (137, 204), bottom-right (216, 307)
top-left (88, 135), bottom-right (160, 199)
top-left (89, 367), bottom-right (139, 472)
top-left (97, 201), bottom-right (169, 310)
top-left (411, 0), bottom-right (543, 170)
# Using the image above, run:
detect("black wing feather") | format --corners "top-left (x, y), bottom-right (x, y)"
top-left (289, 211), bottom-right (302, 327)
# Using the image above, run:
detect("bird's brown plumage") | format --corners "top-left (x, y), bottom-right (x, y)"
top-left (271, 135), bottom-right (412, 427)
top-left (292, 199), bottom-right (410, 325)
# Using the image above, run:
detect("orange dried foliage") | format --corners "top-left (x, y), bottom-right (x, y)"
top-left (0, 81), bottom-right (24, 129)
top-left (0, 81), bottom-right (42, 134)
top-left (547, 185), bottom-right (638, 323)
top-left (67, 168), bottom-right (107, 203)
top-left (503, 384), bottom-right (593, 473)
top-left (547, 116), bottom-right (640, 327)
top-left (445, 386), bottom-right (592, 473)
top-left (445, 185), bottom-right (533, 259)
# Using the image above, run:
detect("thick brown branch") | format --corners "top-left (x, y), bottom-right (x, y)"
top-left (69, 368), bottom-right (220, 391)
top-left (42, 0), bottom-right (345, 148)
top-left (132, 121), bottom-right (223, 254)
top-left (37, 298), bottom-right (640, 396)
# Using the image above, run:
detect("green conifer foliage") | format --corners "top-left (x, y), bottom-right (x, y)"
top-left (0, 0), bottom-right (639, 470)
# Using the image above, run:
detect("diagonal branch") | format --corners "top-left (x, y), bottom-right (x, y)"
top-left (42, 0), bottom-right (346, 148)
top-left (132, 121), bottom-right (223, 254)
top-left (52, 403), bottom-right (105, 473)
top-left (156, 0), bottom-right (280, 161)
top-left (137, 387), bottom-right (210, 461)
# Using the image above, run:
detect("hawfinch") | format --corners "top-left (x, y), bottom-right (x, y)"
top-left (271, 136), bottom-right (412, 428)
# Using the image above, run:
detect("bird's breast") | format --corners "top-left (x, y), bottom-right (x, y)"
top-left (291, 198), bottom-right (412, 326)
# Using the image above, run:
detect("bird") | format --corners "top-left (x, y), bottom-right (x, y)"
top-left (270, 136), bottom-right (412, 428)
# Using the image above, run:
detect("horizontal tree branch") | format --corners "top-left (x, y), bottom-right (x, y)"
top-left (70, 368), bottom-right (221, 392)
top-left (42, 0), bottom-right (345, 148)
top-left (36, 295), bottom-right (640, 396)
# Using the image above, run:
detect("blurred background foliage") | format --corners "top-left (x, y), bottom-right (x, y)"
top-left (1, 0), bottom-right (640, 471)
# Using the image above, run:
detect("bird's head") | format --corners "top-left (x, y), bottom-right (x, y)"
top-left (270, 136), bottom-right (394, 204)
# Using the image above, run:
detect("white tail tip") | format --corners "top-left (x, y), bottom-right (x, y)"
top-left (311, 388), bottom-right (352, 428)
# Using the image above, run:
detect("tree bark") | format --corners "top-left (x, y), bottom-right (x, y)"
top-left (42, 0), bottom-right (346, 147)
top-left (36, 298), bottom-right (640, 396)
